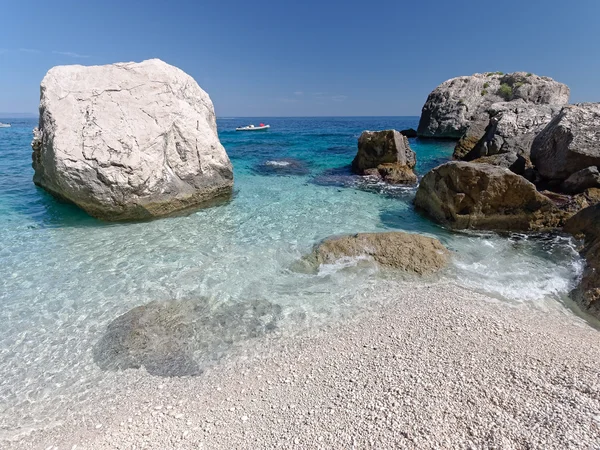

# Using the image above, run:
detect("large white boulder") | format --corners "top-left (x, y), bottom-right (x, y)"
top-left (417, 72), bottom-right (569, 140)
top-left (31, 59), bottom-right (233, 220)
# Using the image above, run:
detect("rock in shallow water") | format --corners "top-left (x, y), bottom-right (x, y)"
top-left (93, 298), bottom-right (282, 377)
top-left (351, 130), bottom-right (417, 185)
top-left (414, 161), bottom-right (570, 231)
top-left (300, 231), bottom-right (449, 275)
top-left (31, 59), bottom-right (233, 221)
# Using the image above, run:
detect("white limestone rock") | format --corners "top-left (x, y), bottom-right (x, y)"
top-left (31, 59), bottom-right (233, 220)
top-left (418, 72), bottom-right (569, 139)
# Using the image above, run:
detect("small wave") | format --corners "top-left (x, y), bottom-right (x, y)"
top-left (449, 232), bottom-right (584, 305)
top-left (317, 255), bottom-right (372, 276)
top-left (265, 160), bottom-right (292, 167)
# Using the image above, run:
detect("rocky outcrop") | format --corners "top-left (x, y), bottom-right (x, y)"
top-left (564, 204), bottom-right (600, 319)
top-left (455, 102), bottom-right (563, 162)
top-left (302, 232), bottom-right (449, 275)
top-left (414, 162), bottom-right (569, 231)
top-left (562, 167), bottom-right (600, 194)
top-left (351, 130), bottom-right (417, 184)
top-left (31, 59), bottom-right (233, 221)
top-left (93, 298), bottom-right (282, 376)
top-left (418, 72), bottom-right (569, 139)
top-left (531, 103), bottom-right (600, 182)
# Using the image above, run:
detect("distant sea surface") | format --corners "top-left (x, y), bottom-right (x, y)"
top-left (0, 116), bottom-right (583, 438)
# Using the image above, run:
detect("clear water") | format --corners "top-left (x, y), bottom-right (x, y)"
top-left (0, 117), bottom-right (583, 438)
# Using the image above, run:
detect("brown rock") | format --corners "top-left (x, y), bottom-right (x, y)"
top-left (376, 163), bottom-right (418, 184)
top-left (305, 232), bottom-right (449, 275)
top-left (352, 130), bottom-right (417, 185)
top-left (414, 162), bottom-right (569, 231)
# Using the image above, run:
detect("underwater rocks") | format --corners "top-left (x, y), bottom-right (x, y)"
top-left (531, 103), bottom-right (600, 182)
top-left (31, 59), bottom-right (233, 221)
top-left (252, 158), bottom-right (310, 176)
top-left (301, 231), bottom-right (449, 275)
top-left (414, 162), bottom-right (570, 231)
top-left (417, 72), bottom-right (569, 140)
top-left (564, 204), bottom-right (600, 319)
top-left (352, 130), bottom-right (417, 185)
top-left (93, 298), bottom-right (281, 377)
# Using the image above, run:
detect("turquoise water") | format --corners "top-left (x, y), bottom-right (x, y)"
top-left (0, 117), bottom-right (583, 437)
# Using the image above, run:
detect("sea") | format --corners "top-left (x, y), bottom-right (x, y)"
top-left (0, 116), bottom-right (585, 439)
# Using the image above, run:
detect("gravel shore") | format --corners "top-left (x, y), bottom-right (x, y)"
top-left (8, 283), bottom-right (600, 449)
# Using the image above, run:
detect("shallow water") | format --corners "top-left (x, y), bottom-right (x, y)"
top-left (0, 117), bottom-right (584, 438)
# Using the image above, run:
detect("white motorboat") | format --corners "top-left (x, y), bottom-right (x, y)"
top-left (0, 122), bottom-right (11, 128)
top-left (236, 123), bottom-right (270, 131)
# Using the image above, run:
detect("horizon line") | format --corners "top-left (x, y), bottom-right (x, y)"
top-left (0, 113), bottom-right (422, 118)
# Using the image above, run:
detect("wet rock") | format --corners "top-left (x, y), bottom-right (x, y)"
top-left (302, 231), bottom-right (449, 275)
top-left (564, 204), bottom-right (600, 319)
top-left (562, 167), bottom-right (600, 194)
top-left (252, 158), bottom-right (310, 176)
top-left (418, 72), bottom-right (569, 139)
top-left (531, 103), bottom-right (600, 181)
top-left (93, 298), bottom-right (281, 377)
top-left (351, 130), bottom-right (417, 185)
top-left (414, 161), bottom-right (569, 231)
top-left (31, 59), bottom-right (233, 221)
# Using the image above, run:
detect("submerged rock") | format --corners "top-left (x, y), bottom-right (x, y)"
top-left (564, 204), bottom-right (600, 319)
top-left (252, 158), bottom-right (310, 176)
top-left (531, 103), bottom-right (600, 182)
top-left (31, 59), bottom-right (233, 221)
top-left (414, 162), bottom-right (568, 231)
top-left (93, 298), bottom-right (281, 377)
top-left (351, 130), bottom-right (417, 185)
top-left (418, 72), bottom-right (569, 139)
top-left (301, 231), bottom-right (449, 275)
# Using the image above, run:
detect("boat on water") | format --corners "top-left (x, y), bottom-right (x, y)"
top-left (0, 122), bottom-right (11, 128)
top-left (236, 123), bottom-right (270, 131)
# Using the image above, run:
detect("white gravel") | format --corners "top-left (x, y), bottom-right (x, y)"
top-left (6, 282), bottom-right (600, 449)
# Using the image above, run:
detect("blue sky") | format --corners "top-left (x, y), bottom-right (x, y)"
top-left (1, 0), bottom-right (599, 116)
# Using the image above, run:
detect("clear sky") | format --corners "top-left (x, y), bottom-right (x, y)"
top-left (1, 0), bottom-right (599, 116)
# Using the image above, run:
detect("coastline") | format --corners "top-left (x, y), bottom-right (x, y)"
top-left (9, 282), bottom-right (600, 449)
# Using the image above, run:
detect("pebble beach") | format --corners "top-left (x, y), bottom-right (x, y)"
top-left (10, 282), bottom-right (600, 449)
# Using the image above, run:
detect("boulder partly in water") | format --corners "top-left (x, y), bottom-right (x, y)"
top-left (31, 59), bottom-right (233, 221)
top-left (303, 231), bottom-right (449, 275)
top-left (414, 161), bottom-right (568, 231)
top-left (351, 130), bottom-right (417, 185)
